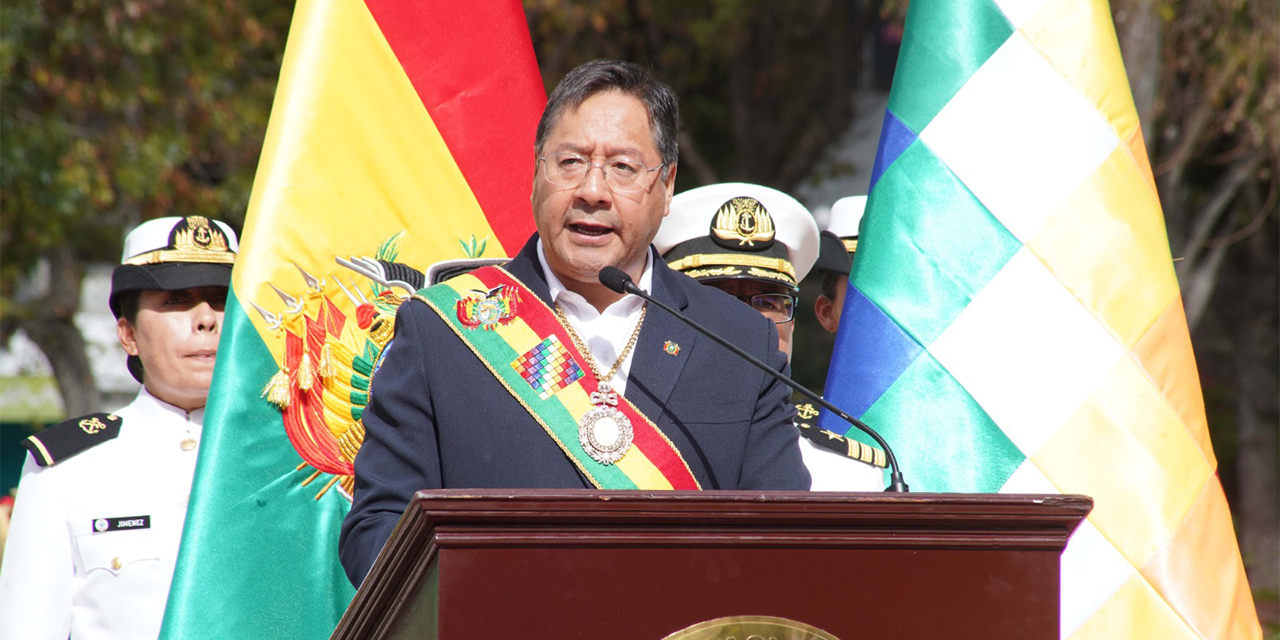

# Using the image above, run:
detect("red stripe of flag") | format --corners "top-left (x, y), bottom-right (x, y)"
top-left (364, 0), bottom-right (545, 255)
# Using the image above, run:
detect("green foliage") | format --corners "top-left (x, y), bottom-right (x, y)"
top-left (524, 0), bottom-right (869, 192)
top-left (0, 0), bottom-right (292, 301)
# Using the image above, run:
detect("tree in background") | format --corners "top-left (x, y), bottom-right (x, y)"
top-left (1115, 0), bottom-right (1278, 602)
top-left (0, 0), bottom-right (290, 415)
top-left (525, 0), bottom-right (873, 192)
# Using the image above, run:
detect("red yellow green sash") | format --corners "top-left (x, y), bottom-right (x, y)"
top-left (414, 266), bottom-right (701, 490)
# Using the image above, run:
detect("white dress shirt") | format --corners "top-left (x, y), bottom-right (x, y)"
top-left (537, 240), bottom-right (653, 397)
top-left (0, 388), bottom-right (204, 640)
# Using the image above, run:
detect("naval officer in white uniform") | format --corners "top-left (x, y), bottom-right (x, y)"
top-left (0, 216), bottom-right (238, 640)
top-left (655, 183), bottom-right (884, 491)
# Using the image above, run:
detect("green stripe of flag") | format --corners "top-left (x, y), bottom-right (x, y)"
top-left (162, 291), bottom-right (355, 640)
top-left (887, 0), bottom-right (1014, 134)
top-left (853, 140), bottom-right (1021, 346)
top-left (859, 349), bottom-right (1024, 493)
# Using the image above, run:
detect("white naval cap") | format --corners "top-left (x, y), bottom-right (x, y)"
top-left (654, 183), bottom-right (820, 289)
top-left (110, 216), bottom-right (239, 383)
top-left (120, 216), bottom-right (239, 263)
top-left (110, 216), bottom-right (239, 320)
top-left (827, 195), bottom-right (866, 248)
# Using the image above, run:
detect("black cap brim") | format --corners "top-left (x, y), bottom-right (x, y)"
top-left (110, 262), bottom-right (232, 318)
top-left (813, 231), bottom-right (852, 275)
top-left (662, 237), bottom-right (798, 289)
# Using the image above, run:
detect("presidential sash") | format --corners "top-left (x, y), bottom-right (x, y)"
top-left (414, 266), bottom-right (701, 490)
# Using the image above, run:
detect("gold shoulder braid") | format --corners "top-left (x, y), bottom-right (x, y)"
top-left (794, 405), bottom-right (887, 469)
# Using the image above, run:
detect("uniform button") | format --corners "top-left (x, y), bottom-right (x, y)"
top-left (181, 438), bottom-right (197, 451)
top-left (111, 557), bottom-right (122, 570)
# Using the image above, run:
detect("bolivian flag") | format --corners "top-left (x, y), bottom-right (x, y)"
top-left (820, 0), bottom-right (1261, 638)
top-left (160, 1), bottom-right (544, 638)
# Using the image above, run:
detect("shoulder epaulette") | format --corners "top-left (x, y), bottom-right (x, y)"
top-left (794, 403), bottom-right (886, 468)
top-left (23, 412), bottom-right (123, 467)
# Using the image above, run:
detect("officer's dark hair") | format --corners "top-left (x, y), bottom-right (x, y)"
top-left (535, 59), bottom-right (680, 174)
top-left (117, 290), bottom-right (142, 325)
top-left (820, 271), bottom-right (841, 301)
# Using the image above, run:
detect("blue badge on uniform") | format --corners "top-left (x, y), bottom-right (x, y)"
top-left (92, 515), bottom-right (151, 533)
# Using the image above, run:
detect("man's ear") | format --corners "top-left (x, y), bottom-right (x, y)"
top-left (814, 295), bottom-right (839, 334)
top-left (117, 317), bottom-right (139, 356)
top-left (661, 163), bottom-right (678, 217)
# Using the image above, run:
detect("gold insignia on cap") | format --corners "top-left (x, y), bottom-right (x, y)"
top-left (712, 197), bottom-right (775, 246)
top-left (668, 255), bottom-right (795, 280)
top-left (180, 216), bottom-right (225, 251)
top-left (842, 238), bottom-right (859, 253)
top-left (683, 266), bottom-right (742, 279)
top-left (747, 267), bottom-right (793, 284)
top-left (124, 216), bottom-right (235, 266)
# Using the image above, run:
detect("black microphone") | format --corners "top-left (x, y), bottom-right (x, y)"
top-left (600, 266), bottom-right (909, 492)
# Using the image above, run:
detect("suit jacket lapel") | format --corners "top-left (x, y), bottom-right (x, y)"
top-left (626, 253), bottom-right (697, 422)
top-left (503, 235), bottom-right (554, 306)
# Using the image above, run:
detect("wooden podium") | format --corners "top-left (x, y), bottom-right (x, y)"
top-left (332, 490), bottom-right (1091, 640)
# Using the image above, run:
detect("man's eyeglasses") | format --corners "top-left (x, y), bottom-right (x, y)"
top-left (733, 292), bottom-right (797, 324)
top-left (538, 153), bottom-right (665, 194)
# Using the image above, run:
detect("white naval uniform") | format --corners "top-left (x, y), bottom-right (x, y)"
top-left (799, 437), bottom-right (885, 492)
top-left (0, 388), bottom-right (203, 640)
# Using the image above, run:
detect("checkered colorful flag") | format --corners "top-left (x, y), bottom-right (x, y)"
top-left (819, 1), bottom-right (1261, 638)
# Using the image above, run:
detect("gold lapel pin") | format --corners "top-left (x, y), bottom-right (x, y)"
top-left (663, 341), bottom-right (680, 356)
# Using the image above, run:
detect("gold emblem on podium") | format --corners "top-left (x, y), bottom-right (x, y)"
top-left (660, 615), bottom-right (843, 640)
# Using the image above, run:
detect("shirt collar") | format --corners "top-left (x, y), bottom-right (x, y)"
top-left (537, 239), bottom-right (653, 317)
top-left (134, 385), bottom-right (205, 426)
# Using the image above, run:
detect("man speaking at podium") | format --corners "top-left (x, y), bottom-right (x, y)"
top-left (339, 60), bottom-right (809, 586)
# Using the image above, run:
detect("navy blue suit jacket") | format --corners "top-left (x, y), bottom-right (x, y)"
top-left (339, 236), bottom-right (809, 585)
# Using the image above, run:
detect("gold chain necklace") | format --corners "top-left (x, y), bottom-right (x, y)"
top-left (554, 299), bottom-right (648, 465)
top-left (554, 301), bottom-right (648, 384)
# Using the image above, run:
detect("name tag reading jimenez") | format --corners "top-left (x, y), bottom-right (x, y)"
top-left (660, 616), bottom-right (842, 640)
top-left (92, 515), bottom-right (151, 533)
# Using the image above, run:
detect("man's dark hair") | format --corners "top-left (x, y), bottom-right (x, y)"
top-left (117, 290), bottom-right (142, 325)
top-left (820, 271), bottom-right (841, 301)
top-left (535, 59), bottom-right (680, 171)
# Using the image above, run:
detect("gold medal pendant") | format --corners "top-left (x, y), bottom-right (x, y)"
top-left (578, 382), bottom-right (633, 465)
top-left (555, 301), bottom-right (647, 467)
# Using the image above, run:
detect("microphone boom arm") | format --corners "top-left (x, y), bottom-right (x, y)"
top-left (606, 270), bottom-right (908, 492)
